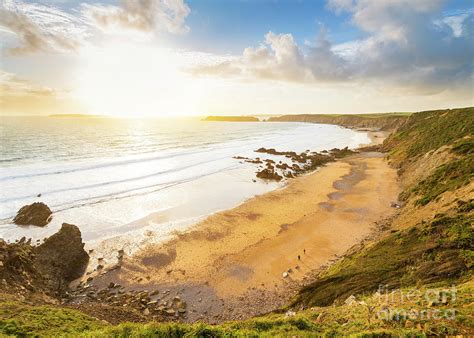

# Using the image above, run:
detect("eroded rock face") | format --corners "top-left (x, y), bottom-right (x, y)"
top-left (13, 202), bottom-right (53, 227)
top-left (0, 224), bottom-right (89, 296)
top-left (35, 223), bottom-right (89, 290)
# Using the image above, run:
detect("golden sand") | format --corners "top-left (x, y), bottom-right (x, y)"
top-left (113, 152), bottom-right (399, 302)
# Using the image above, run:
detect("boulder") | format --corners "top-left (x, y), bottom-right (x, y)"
top-left (13, 202), bottom-right (53, 227)
top-left (34, 223), bottom-right (89, 289)
top-left (344, 295), bottom-right (357, 306)
top-left (256, 168), bottom-right (283, 181)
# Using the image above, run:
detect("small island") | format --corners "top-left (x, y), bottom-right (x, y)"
top-left (203, 115), bottom-right (259, 122)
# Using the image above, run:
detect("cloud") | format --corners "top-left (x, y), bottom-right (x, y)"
top-left (0, 0), bottom-right (88, 55)
top-left (192, 29), bottom-right (346, 84)
top-left (193, 0), bottom-right (473, 96)
top-left (82, 0), bottom-right (191, 34)
top-left (0, 0), bottom-right (191, 56)
top-left (0, 70), bottom-right (84, 115)
top-left (0, 70), bottom-right (58, 97)
top-left (335, 0), bottom-right (474, 94)
top-left (326, 0), bottom-right (354, 14)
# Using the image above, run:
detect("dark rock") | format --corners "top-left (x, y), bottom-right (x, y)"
top-left (256, 168), bottom-right (283, 181)
top-left (13, 202), bottom-right (53, 227)
top-left (330, 146), bottom-right (355, 158)
top-left (34, 223), bottom-right (89, 289)
top-left (0, 225), bottom-right (87, 298)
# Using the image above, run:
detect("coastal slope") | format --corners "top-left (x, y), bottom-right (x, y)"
top-left (293, 107), bottom-right (473, 308)
top-left (268, 113), bottom-right (410, 130)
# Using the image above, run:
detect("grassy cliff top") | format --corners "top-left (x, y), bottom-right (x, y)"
top-left (383, 107), bottom-right (474, 166)
top-left (267, 112), bottom-right (411, 130)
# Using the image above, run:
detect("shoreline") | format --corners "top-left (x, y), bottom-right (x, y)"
top-left (73, 127), bottom-right (401, 323)
top-left (0, 122), bottom-right (369, 248)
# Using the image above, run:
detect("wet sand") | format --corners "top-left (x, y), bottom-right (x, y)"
top-left (88, 150), bottom-right (400, 322)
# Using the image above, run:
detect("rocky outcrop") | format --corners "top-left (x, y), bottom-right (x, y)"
top-left (35, 223), bottom-right (89, 289)
top-left (256, 168), bottom-right (283, 181)
top-left (0, 223), bottom-right (89, 297)
top-left (250, 147), bottom-right (354, 181)
top-left (0, 237), bottom-right (38, 292)
top-left (13, 202), bottom-right (52, 227)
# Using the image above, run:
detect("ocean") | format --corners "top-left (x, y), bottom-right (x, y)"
top-left (0, 116), bottom-right (370, 253)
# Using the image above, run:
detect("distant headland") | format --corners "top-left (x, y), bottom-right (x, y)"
top-left (203, 115), bottom-right (259, 122)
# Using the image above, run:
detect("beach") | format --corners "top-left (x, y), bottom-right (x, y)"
top-left (0, 118), bottom-right (370, 247)
top-left (82, 148), bottom-right (400, 323)
top-left (1, 117), bottom-right (401, 323)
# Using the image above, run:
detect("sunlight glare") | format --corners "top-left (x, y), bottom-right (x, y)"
top-left (73, 42), bottom-right (204, 117)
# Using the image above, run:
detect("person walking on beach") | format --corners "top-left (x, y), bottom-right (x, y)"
top-left (298, 255), bottom-right (301, 260)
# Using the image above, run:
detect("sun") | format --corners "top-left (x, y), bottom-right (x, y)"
top-left (73, 41), bottom-right (204, 118)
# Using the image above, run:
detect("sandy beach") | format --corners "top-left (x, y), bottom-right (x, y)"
top-left (86, 148), bottom-right (400, 322)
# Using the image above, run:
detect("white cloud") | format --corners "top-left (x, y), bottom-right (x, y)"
top-left (0, 0), bottom-right (191, 56)
top-left (0, 70), bottom-right (59, 97)
top-left (192, 29), bottom-right (346, 84)
top-left (193, 0), bottom-right (474, 96)
top-left (82, 0), bottom-right (190, 34)
top-left (442, 13), bottom-right (472, 37)
top-left (0, 0), bottom-right (89, 55)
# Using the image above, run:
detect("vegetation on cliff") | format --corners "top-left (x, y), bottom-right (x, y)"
top-left (293, 203), bottom-right (473, 308)
top-left (291, 107), bottom-right (473, 320)
top-left (268, 112), bottom-right (410, 130)
top-left (383, 107), bottom-right (473, 166)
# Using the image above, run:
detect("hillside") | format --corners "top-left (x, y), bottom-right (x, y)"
top-left (292, 108), bottom-right (473, 313)
top-left (1, 108), bottom-right (473, 336)
top-left (268, 113), bottom-right (411, 130)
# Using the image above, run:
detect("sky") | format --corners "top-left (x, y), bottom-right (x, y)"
top-left (0, 0), bottom-right (473, 117)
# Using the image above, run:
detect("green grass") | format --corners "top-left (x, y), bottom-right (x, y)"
top-left (404, 155), bottom-right (474, 206)
top-left (384, 107), bottom-right (474, 166)
top-left (2, 280), bottom-right (473, 337)
top-left (0, 302), bottom-right (104, 337)
top-left (452, 138), bottom-right (474, 155)
top-left (383, 107), bottom-right (474, 206)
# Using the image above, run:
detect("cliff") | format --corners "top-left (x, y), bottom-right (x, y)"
top-left (268, 113), bottom-right (410, 130)
top-left (293, 107), bottom-right (473, 309)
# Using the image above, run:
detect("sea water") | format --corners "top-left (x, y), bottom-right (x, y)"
top-left (0, 116), bottom-right (370, 252)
